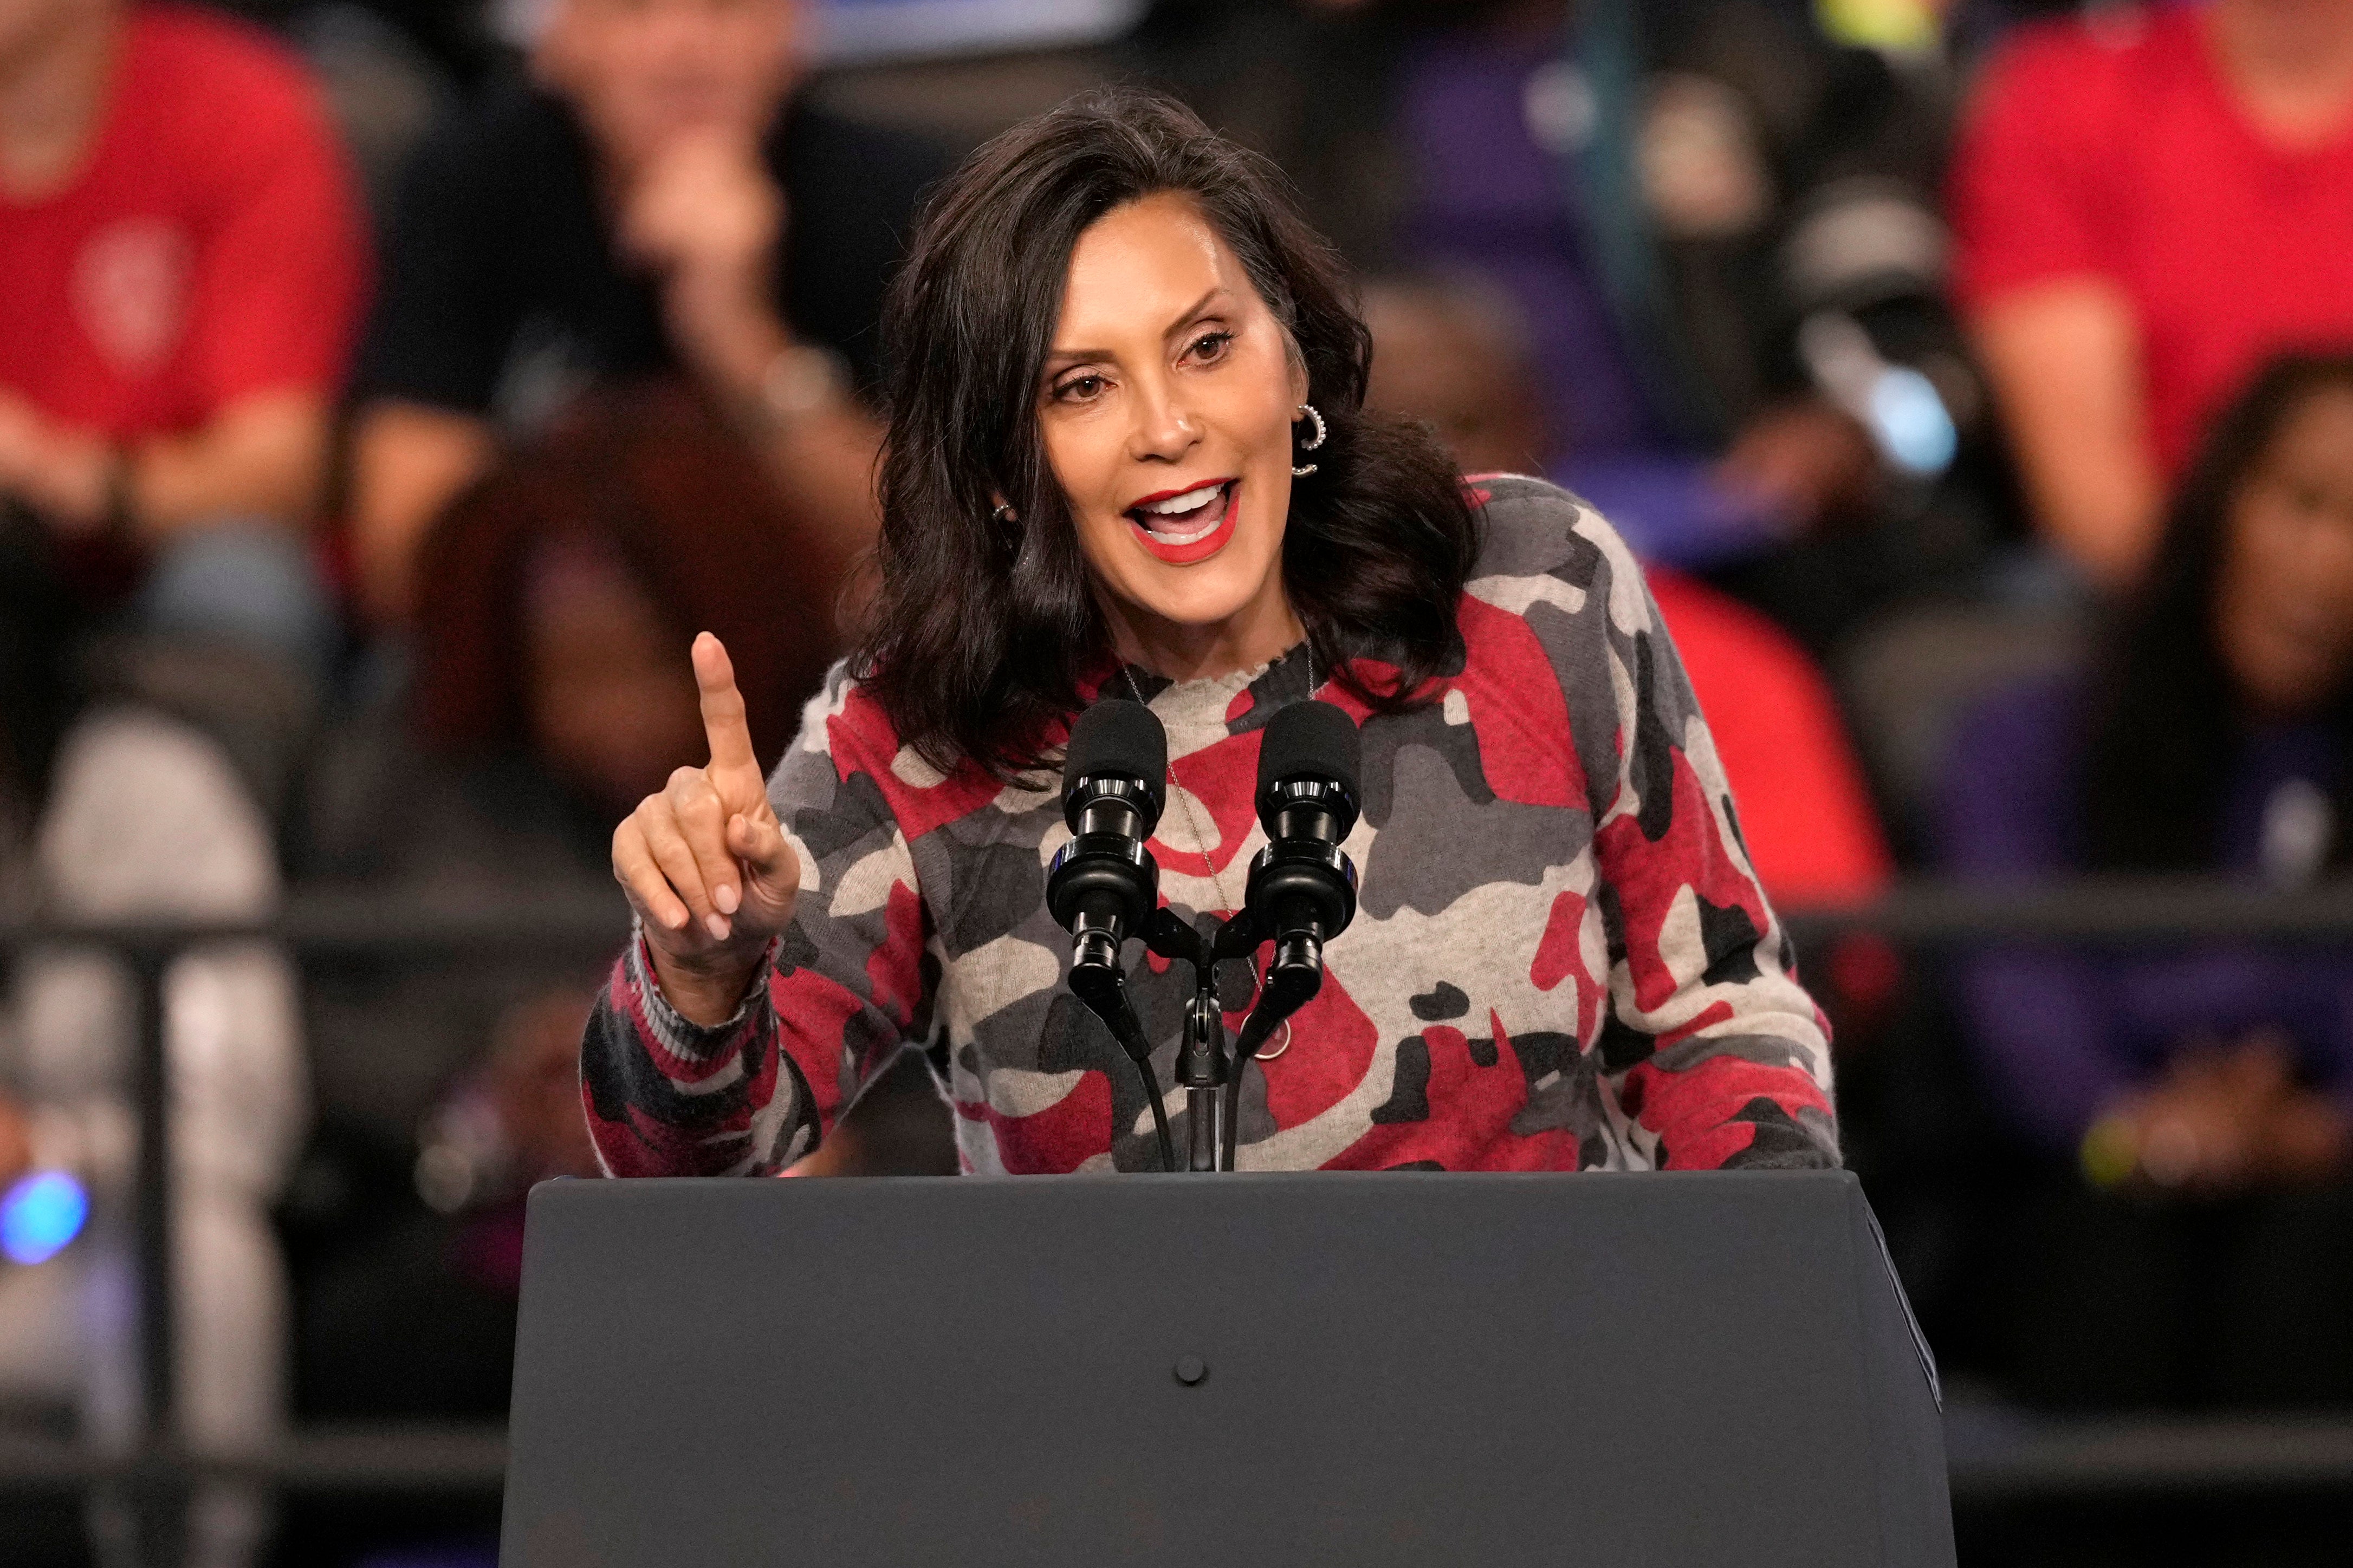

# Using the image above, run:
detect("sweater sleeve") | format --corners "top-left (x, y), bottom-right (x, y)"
top-left (1535, 497), bottom-right (1840, 1168)
top-left (581, 669), bottom-right (934, 1177)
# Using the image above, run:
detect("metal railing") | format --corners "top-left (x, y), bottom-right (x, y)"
top-left (1780, 875), bottom-right (2353, 947)
top-left (0, 1423), bottom-right (508, 1495)
top-left (3, 876), bottom-right (2353, 1556)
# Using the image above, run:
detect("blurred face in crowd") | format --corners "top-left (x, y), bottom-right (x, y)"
top-left (2214, 381), bottom-right (2353, 717)
top-left (523, 535), bottom-right (705, 812)
top-left (0, 0), bottom-right (108, 84)
top-left (1362, 280), bottom-right (1550, 477)
top-left (1038, 193), bottom-right (1308, 655)
top-left (535, 0), bottom-right (802, 174)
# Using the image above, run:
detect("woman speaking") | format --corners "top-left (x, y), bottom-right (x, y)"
top-left (583, 88), bottom-right (1837, 1176)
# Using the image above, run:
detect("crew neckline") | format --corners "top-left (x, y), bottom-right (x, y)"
top-left (1108, 641), bottom-right (1315, 733)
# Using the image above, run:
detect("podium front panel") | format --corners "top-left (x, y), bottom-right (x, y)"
top-left (503, 1170), bottom-right (1952, 1567)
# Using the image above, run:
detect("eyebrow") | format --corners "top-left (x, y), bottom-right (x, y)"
top-left (1042, 286), bottom-right (1229, 370)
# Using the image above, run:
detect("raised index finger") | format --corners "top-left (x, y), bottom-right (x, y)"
top-left (693, 632), bottom-right (760, 777)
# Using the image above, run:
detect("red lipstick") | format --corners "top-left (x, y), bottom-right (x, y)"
top-left (1126, 480), bottom-right (1239, 566)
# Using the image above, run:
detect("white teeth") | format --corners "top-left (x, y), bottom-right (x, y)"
top-left (1140, 482), bottom-right (1225, 515)
top-left (1130, 482), bottom-right (1230, 545)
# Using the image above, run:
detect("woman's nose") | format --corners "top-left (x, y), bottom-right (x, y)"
top-left (1130, 385), bottom-right (1200, 461)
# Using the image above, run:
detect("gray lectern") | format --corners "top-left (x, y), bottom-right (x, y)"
top-left (502, 1170), bottom-right (1953, 1567)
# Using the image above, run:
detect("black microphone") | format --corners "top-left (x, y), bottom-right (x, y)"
top-left (1049, 699), bottom-right (1165, 965)
top-left (1219, 700), bottom-right (1362, 1167)
top-left (1243, 698), bottom-right (1361, 962)
top-left (1046, 699), bottom-right (1175, 1169)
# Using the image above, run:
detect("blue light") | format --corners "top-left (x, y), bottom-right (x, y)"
top-left (1868, 366), bottom-right (1959, 478)
top-left (2, 1172), bottom-right (89, 1265)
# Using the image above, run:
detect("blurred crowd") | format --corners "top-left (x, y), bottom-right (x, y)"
top-left (4, 0), bottom-right (2353, 1558)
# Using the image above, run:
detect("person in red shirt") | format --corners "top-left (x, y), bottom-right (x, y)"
top-left (0, 9), bottom-right (358, 1563)
top-left (1952, 0), bottom-right (2353, 590)
top-left (0, 0), bottom-right (365, 671)
top-left (1641, 567), bottom-right (1893, 907)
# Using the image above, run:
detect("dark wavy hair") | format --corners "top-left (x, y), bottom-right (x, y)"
top-left (858, 84), bottom-right (1482, 776)
top-left (2082, 353), bottom-right (2353, 870)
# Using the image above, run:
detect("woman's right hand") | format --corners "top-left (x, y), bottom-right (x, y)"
top-left (612, 633), bottom-right (801, 1025)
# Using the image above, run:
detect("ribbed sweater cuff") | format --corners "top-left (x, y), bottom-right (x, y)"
top-left (627, 921), bottom-right (772, 1064)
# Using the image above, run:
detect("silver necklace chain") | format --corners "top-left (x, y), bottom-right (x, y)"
top-left (1120, 639), bottom-right (1316, 1061)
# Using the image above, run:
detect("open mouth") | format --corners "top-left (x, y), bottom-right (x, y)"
top-left (1125, 479), bottom-right (1239, 565)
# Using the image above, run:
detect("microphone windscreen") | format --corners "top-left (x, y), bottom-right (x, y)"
top-left (1064, 699), bottom-right (1168, 815)
top-left (1257, 699), bottom-right (1362, 803)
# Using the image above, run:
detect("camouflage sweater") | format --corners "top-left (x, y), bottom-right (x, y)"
top-left (582, 478), bottom-right (1839, 1175)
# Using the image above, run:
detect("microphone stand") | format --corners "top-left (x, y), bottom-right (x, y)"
top-left (1136, 907), bottom-right (1330, 1173)
top-left (1178, 988), bottom-right (1229, 1173)
top-left (1142, 909), bottom-right (1229, 1172)
top-left (1066, 872), bottom-right (1351, 1173)
top-left (1048, 890), bottom-right (1239, 1174)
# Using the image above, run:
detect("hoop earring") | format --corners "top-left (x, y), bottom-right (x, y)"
top-left (991, 503), bottom-right (1018, 526)
top-left (1292, 403), bottom-right (1326, 478)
